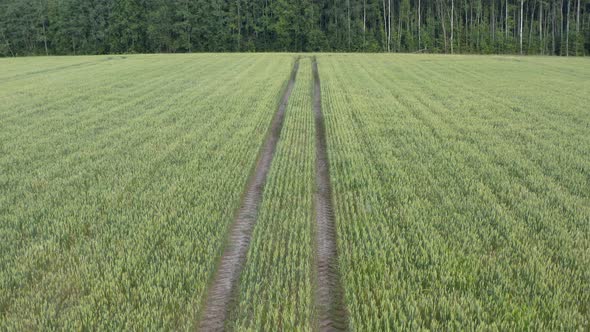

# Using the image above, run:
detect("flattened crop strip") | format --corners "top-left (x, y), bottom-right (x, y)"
top-left (312, 57), bottom-right (348, 331)
top-left (198, 58), bottom-right (300, 331)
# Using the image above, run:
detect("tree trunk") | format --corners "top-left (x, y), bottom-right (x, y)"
top-left (42, 20), bottom-right (49, 56)
top-left (506, 0), bottom-right (509, 39)
top-left (398, 2), bottom-right (402, 50)
top-left (514, 2), bottom-right (518, 40)
top-left (472, 1), bottom-right (475, 50)
top-left (529, 1), bottom-right (536, 49)
top-left (1, 30), bottom-right (15, 57)
top-left (566, 0), bottom-right (570, 56)
top-left (388, 0), bottom-right (392, 52)
top-left (576, 0), bottom-right (580, 36)
top-left (363, 0), bottom-right (366, 48)
top-left (576, 0), bottom-right (584, 55)
top-left (185, 0), bottom-right (192, 52)
top-left (465, 1), bottom-right (469, 50)
top-left (552, 1), bottom-right (556, 54)
top-left (334, 0), bottom-right (338, 44)
top-left (237, 0), bottom-right (241, 51)
top-left (451, 0), bottom-right (455, 54)
top-left (520, 0), bottom-right (523, 54)
top-left (477, 4), bottom-right (481, 50)
top-left (418, 0), bottom-right (421, 49)
top-left (347, 0), bottom-right (351, 50)
top-left (539, 0), bottom-right (543, 54)
top-left (440, 1), bottom-right (448, 52)
top-left (492, 0), bottom-right (496, 43)
top-left (560, 0), bottom-right (564, 55)
top-left (383, 0), bottom-right (387, 50)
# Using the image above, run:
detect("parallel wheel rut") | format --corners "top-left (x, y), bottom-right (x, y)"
top-left (197, 58), bottom-right (300, 332)
top-left (312, 57), bottom-right (349, 332)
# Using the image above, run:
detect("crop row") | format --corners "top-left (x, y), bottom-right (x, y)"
top-left (228, 57), bottom-right (317, 331)
top-left (0, 54), bottom-right (292, 329)
top-left (2, 54), bottom-right (589, 330)
top-left (320, 54), bottom-right (590, 330)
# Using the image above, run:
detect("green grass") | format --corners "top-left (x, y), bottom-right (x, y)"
top-left (1, 53), bottom-right (589, 330)
top-left (0, 54), bottom-right (293, 329)
top-left (319, 54), bottom-right (590, 330)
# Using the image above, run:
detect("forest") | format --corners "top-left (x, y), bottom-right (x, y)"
top-left (1, 0), bottom-right (588, 56)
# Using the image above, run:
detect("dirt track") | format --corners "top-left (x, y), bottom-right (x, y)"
top-left (198, 59), bottom-right (300, 331)
top-left (312, 58), bottom-right (348, 331)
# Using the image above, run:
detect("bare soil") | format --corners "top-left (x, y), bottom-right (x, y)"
top-left (312, 58), bottom-right (348, 331)
top-left (197, 59), bottom-right (300, 331)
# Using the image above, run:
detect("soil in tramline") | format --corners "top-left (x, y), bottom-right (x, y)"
top-left (198, 59), bottom-right (300, 331)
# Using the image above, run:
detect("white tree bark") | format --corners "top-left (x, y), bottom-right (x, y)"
top-left (451, 0), bottom-right (455, 54)
top-left (520, 0), bottom-right (523, 54)
top-left (539, 0), bottom-right (543, 54)
top-left (363, 0), bottom-right (366, 48)
top-left (388, 0), bottom-right (392, 52)
top-left (566, 0), bottom-right (570, 55)
top-left (576, 0), bottom-right (580, 34)
top-left (383, 0), bottom-right (387, 51)
top-left (418, 0), bottom-right (421, 49)
top-left (347, 0), bottom-right (351, 50)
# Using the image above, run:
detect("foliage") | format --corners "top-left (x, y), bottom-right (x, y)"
top-left (1, 0), bottom-right (589, 56)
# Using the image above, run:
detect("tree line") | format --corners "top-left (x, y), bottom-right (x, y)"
top-left (1, 0), bottom-right (588, 56)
